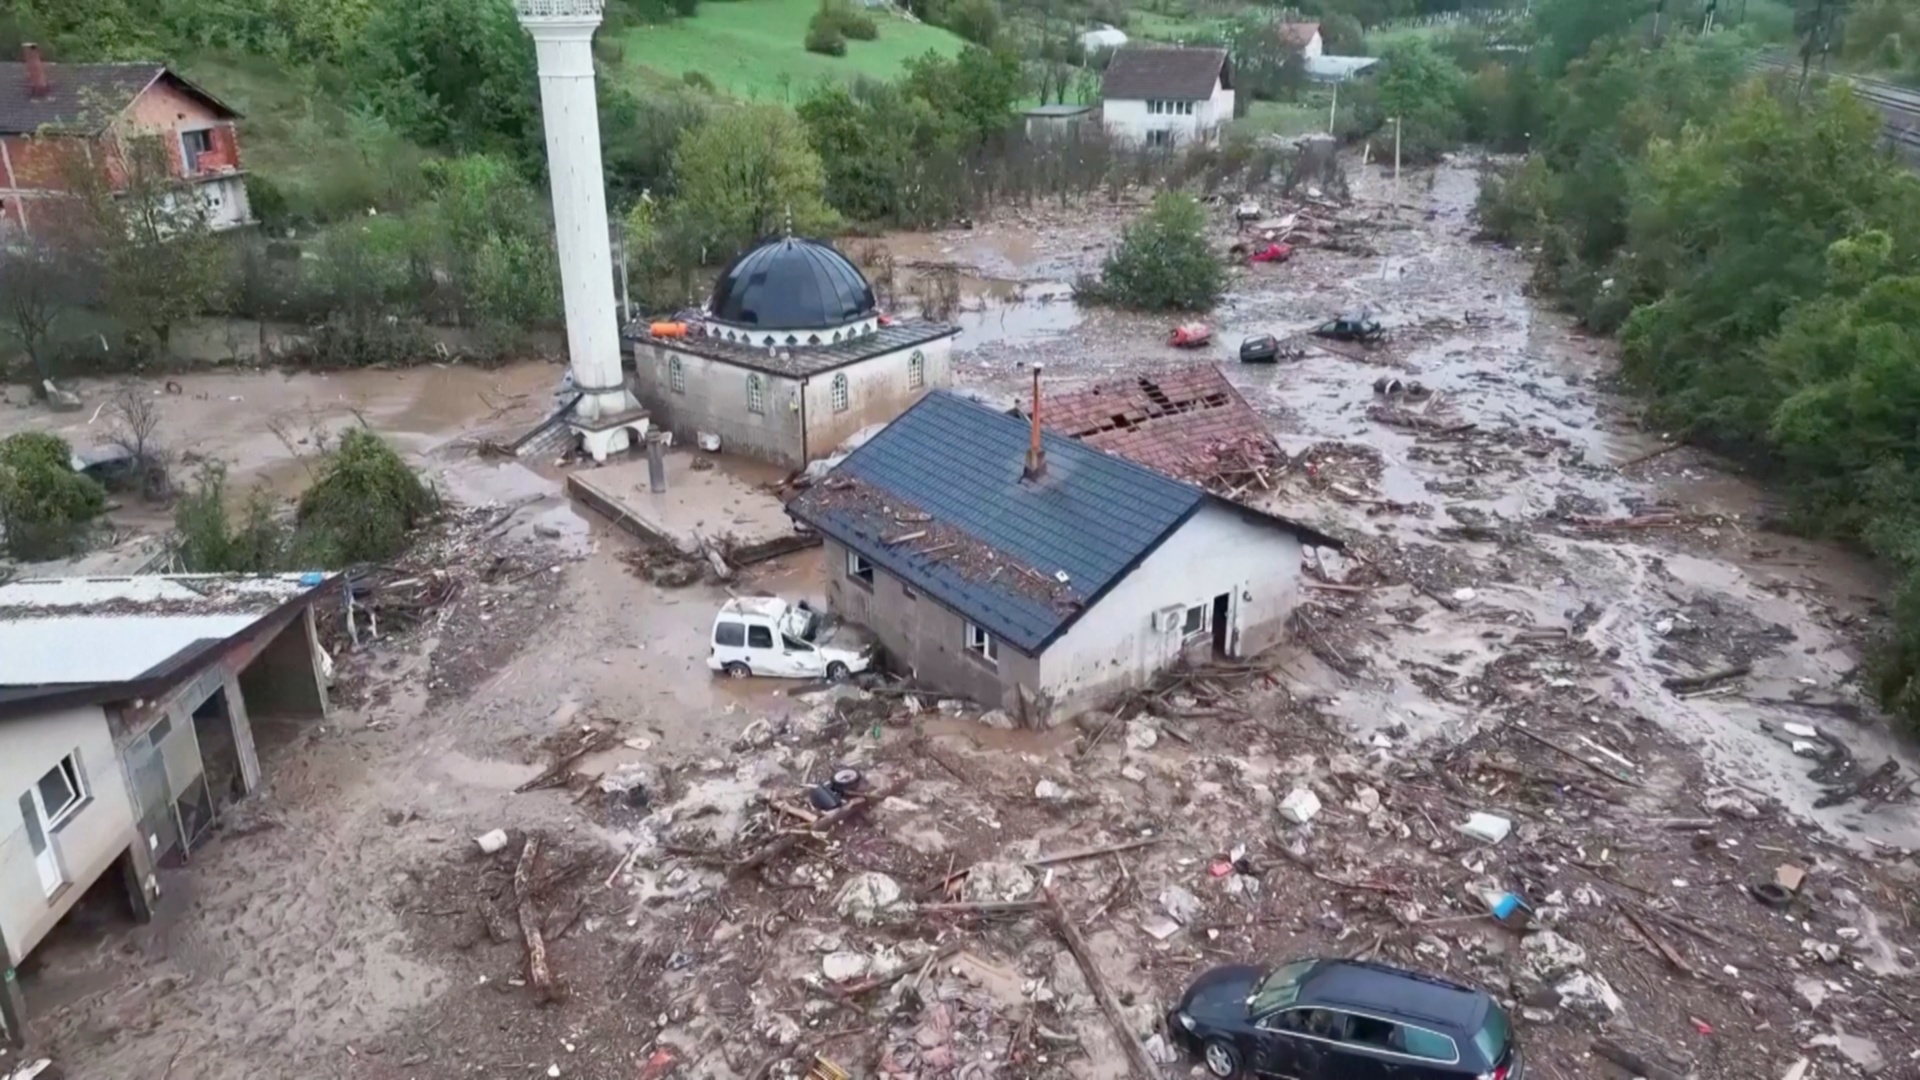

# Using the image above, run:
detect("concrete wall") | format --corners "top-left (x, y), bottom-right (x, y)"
top-left (0, 705), bottom-right (140, 966)
top-left (1039, 503), bottom-right (1302, 718)
top-left (799, 337), bottom-right (953, 460)
top-left (238, 608), bottom-right (329, 719)
top-left (632, 341), bottom-right (805, 466)
top-left (822, 539), bottom-right (1042, 713)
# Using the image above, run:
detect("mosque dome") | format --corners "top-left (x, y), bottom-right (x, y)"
top-left (707, 237), bottom-right (877, 332)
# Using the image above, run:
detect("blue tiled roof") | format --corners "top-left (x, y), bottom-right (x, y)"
top-left (790, 391), bottom-right (1210, 654)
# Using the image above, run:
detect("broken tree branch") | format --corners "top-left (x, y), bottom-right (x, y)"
top-left (514, 835), bottom-right (556, 1002)
top-left (1504, 722), bottom-right (1642, 788)
top-left (1044, 887), bottom-right (1161, 1080)
top-left (730, 784), bottom-right (898, 879)
top-left (1026, 836), bottom-right (1163, 869)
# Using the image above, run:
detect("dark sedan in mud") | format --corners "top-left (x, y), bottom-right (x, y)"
top-left (1167, 957), bottom-right (1521, 1079)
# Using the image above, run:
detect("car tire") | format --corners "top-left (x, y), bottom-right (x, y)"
top-left (1200, 1037), bottom-right (1242, 1078)
top-left (723, 662), bottom-right (751, 679)
top-left (825, 661), bottom-right (850, 682)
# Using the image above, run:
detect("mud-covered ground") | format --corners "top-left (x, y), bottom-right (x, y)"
top-left (8, 157), bottom-right (1920, 1080)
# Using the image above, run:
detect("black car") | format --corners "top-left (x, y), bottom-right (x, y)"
top-left (1167, 957), bottom-right (1521, 1080)
top-left (1240, 335), bottom-right (1280, 363)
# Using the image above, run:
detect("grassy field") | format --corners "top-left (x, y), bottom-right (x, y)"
top-left (613, 0), bottom-right (967, 101)
top-left (1230, 98), bottom-right (1333, 140)
top-left (1128, 9), bottom-right (1232, 43)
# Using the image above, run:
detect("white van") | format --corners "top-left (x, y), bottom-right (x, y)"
top-left (708, 596), bottom-right (875, 681)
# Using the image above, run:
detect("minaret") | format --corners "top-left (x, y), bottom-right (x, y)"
top-left (514, 0), bottom-right (648, 461)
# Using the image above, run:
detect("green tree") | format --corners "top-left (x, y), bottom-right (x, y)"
top-left (669, 105), bottom-right (839, 257)
top-left (64, 135), bottom-right (226, 359)
top-left (945, 0), bottom-right (1001, 45)
top-left (350, 0), bottom-right (541, 168)
top-left (903, 46), bottom-right (1022, 142)
top-left (0, 432), bottom-right (106, 560)
top-left (428, 154), bottom-right (562, 332)
top-left (1090, 193), bottom-right (1222, 311)
top-left (1365, 39), bottom-right (1471, 162)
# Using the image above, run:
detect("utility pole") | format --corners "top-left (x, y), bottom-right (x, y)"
top-left (1391, 116), bottom-right (1402, 222)
top-left (1328, 79), bottom-right (1339, 134)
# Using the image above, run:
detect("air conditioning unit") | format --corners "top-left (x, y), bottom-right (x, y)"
top-left (1150, 605), bottom-right (1183, 632)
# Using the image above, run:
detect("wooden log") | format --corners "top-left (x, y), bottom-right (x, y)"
top-left (1044, 887), bottom-right (1161, 1080)
top-left (1662, 665), bottom-right (1752, 693)
top-left (1592, 1037), bottom-right (1688, 1080)
top-left (1026, 835), bottom-right (1163, 869)
top-left (514, 835), bottom-right (555, 1002)
top-left (915, 900), bottom-right (1048, 915)
top-left (1505, 722), bottom-right (1641, 787)
top-left (730, 784), bottom-right (897, 879)
top-left (515, 730), bottom-right (616, 794)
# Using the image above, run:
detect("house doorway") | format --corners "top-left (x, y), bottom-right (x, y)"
top-left (1211, 593), bottom-right (1231, 657)
top-left (192, 687), bottom-right (245, 817)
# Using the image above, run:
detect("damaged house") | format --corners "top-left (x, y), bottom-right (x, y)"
top-left (1019, 363), bottom-right (1284, 496)
top-left (0, 573), bottom-right (334, 1043)
top-left (788, 385), bottom-right (1338, 724)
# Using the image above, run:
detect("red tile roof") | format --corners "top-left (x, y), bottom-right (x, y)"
top-left (1036, 365), bottom-right (1280, 487)
top-left (1278, 21), bottom-right (1321, 47)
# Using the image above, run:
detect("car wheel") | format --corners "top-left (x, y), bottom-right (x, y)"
top-left (723, 662), bottom-right (751, 679)
top-left (825, 661), bottom-right (850, 682)
top-left (1201, 1037), bottom-right (1242, 1078)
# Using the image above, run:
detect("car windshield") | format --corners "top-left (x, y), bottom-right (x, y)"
top-left (1472, 1005), bottom-right (1512, 1064)
top-left (1247, 961), bottom-right (1316, 1014)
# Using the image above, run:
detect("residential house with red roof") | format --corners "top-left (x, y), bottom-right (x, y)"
top-left (0, 44), bottom-right (250, 243)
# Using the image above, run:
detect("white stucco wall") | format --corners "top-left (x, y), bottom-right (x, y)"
top-left (1303, 31), bottom-right (1324, 58)
top-left (0, 705), bottom-right (139, 965)
top-left (1038, 503), bottom-right (1303, 717)
top-left (1102, 80), bottom-right (1233, 147)
top-left (799, 336), bottom-right (954, 459)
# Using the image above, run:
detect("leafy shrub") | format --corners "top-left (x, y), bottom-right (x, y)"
top-left (173, 463), bottom-right (297, 573)
top-left (296, 428), bottom-right (439, 565)
top-left (806, 13), bottom-right (848, 55)
top-left (682, 70), bottom-right (717, 93)
top-left (1086, 193), bottom-right (1222, 312)
top-left (944, 0), bottom-right (998, 45)
top-left (0, 432), bottom-right (107, 560)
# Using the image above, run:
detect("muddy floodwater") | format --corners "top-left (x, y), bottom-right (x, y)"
top-left (7, 156), bottom-right (1920, 1080)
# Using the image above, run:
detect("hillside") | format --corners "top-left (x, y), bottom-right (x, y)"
top-left (612, 0), bottom-right (967, 100)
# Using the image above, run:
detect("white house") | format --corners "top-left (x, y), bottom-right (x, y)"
top-left (626, 236), bottom-right (959, 468)
top-left (1079, 24), bottom-right (1128, 53)
top-left (1279, 21), bottom-right (1324, 58)
top-left (788, 389), bottom-right (1339, 725)
top-left (1100, 46), bottom-right (1235, 149)
top-left (0, 574), bottom-right (334, 1045)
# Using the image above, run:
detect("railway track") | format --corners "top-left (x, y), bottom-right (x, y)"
top-left (1754, 55), bottom-right (1920, 155)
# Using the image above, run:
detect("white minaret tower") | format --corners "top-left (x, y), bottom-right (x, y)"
top-left (515, 0), bottom-right (648, 461)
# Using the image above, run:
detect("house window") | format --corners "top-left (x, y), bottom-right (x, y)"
top-left (1148, 130), bottom-right (1174, 148)
top-left (848, 550), bottom-right (874, 586)
top-left (35, 752), bottom-right (87, 829)
top-left (908, 350), bottom-right (925, 390)
top-left (965, 622), bottom-right (998, 665)
top-left (831, 373), bottom-right (850, 412)
top-left (1181, 603), bottom-right (1207, 637)
top-left (180, 128), bottom-right (214, 172)
top-left (668, 355), bottom-right (685, 393)
top-left (1148, 100), bottom-right (1162, 115)
top-left (747, 374), bottom-right (765, 414)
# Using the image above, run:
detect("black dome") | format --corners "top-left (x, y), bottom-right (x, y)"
top-left (708, 237), bottom-right (877, 330)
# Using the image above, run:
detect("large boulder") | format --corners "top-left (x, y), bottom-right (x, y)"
top-left (835, 871), bottom-right (903, 925)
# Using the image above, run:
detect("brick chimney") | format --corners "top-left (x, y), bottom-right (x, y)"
top-left (22, 44), bottom-right (49, 99)
top-left (1023, 363), bottom-right (1046, 481)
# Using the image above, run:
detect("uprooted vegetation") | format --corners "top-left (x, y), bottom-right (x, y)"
top-left (0, 431), bottom-right (107, 561)
top-left (173, 427), bottom-right (438, 572)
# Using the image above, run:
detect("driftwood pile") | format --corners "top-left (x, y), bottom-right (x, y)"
top-left (321, 566), bottom-right (460, 649)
